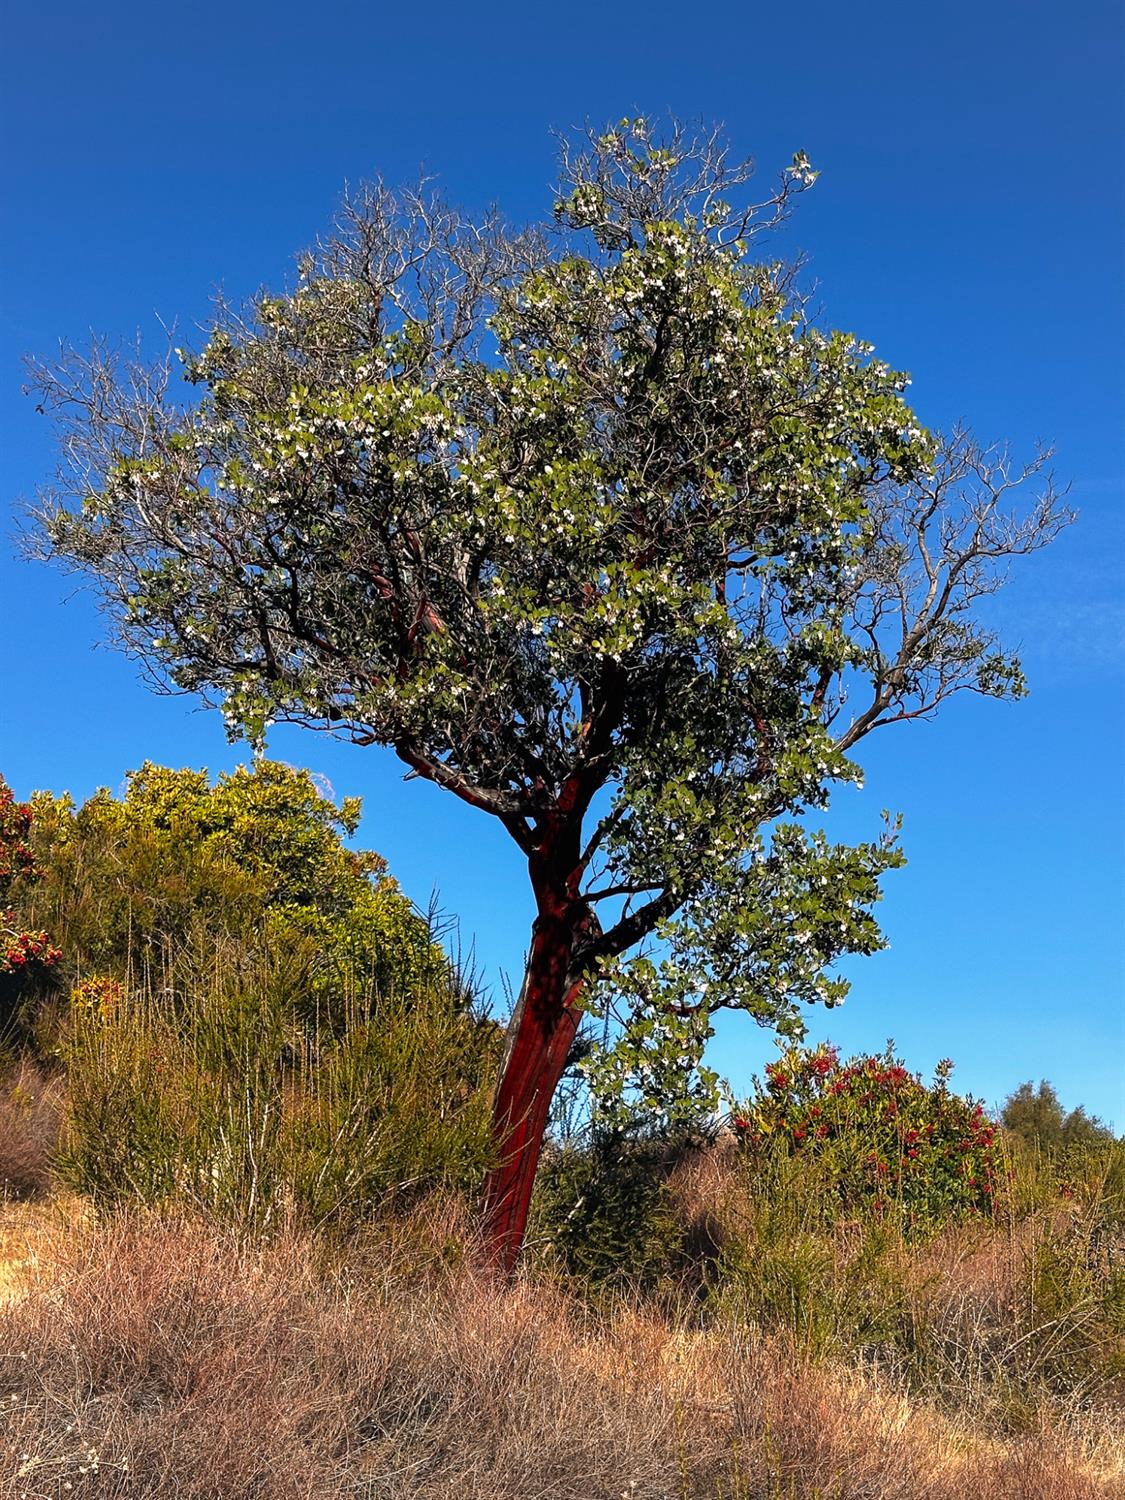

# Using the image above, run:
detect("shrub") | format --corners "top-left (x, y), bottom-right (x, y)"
top-left (0, 777), bottom-right (62, 1051)
top-left (56, 935), bottom-right (499, 1234)
top-left (19, 760), bottom-right (456, 1036)
top-left (731, 1042), bottom-right (1004, 1231)
top-left (530, 1121), bottom-right (698, 1289)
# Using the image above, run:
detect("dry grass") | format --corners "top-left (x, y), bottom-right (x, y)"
top-left (0, 1204), bottom-right (1120, 1499)
top-left (0, 1063), bottom-right (62, 1203)
top-left (661, 1138), bottom-right (1125, 1435)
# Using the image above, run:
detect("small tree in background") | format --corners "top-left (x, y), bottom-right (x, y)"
top-left (1002, 1079), bottom-right (1116, 1153)
top-left (27, 117), bottom-right (1069, 1269)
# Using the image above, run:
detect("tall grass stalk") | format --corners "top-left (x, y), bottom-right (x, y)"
top-left (56, 927), bottom-right (498, 1235)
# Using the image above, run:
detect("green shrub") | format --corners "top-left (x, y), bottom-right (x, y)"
top-left (530, 1122), bottom-right (695, 1289)
top-left (711, 1133), bottom-right (917, 1360)
top-left (702, 1127), bottom-right (1125, 1424)
top-left (20, 760), bottom-right (455, 1038)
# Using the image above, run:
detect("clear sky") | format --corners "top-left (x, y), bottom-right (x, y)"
top-left (2, 0), bottom-right (1122, 1125)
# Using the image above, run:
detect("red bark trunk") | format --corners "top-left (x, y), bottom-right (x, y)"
top-left (480, 916), bottom-right (584, 1274)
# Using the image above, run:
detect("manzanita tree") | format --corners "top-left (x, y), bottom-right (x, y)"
top-left (27, 118), bottom-right (1068, 1270)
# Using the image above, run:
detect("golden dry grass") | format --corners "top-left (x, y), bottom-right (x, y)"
top-left (0, 1062), bottom-right (62, 1204)
top-left (0, 1203), bottom-right (1119, 1499)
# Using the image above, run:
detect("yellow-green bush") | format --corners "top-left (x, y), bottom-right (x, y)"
top-left (8, 759), bottom-right (500, 1231)
top-left (20, 760), bottom-right (455, 1032)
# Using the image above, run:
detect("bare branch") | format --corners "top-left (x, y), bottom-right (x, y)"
top-left (835, 427), bottom-right (1074, 752)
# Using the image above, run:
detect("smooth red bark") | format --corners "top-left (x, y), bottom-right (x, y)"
top-left (480, 912), bottom-right (586, 1274)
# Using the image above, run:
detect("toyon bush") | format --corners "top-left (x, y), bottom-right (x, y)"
top-left (732, 1042), bottom-right (1003, 1229)
top-left (0, 777), bottom-right (61, 1040)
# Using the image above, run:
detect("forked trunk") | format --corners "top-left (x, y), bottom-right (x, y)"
top-left (480, 915), bottom-right (585, 1273)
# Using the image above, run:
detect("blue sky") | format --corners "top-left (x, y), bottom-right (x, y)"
top-left (2, 0), bottom-right (1122, 1125)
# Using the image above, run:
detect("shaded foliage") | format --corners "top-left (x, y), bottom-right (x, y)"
top-left (531, 1121), bottom-right (703, 1290)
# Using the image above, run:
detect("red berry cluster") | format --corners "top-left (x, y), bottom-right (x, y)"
top-left (71, 974), bottom-right (124, 1014)
top-left (0, 777), bottom-right (62, 982)
top-left (0, 782), bottom-right (38, 891)
top-left (1, 926), bottom-right (62, 973)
